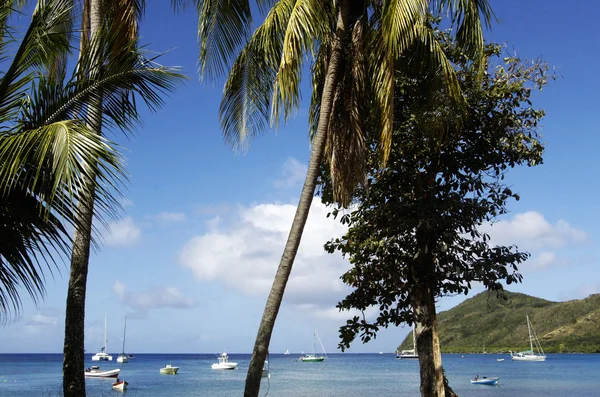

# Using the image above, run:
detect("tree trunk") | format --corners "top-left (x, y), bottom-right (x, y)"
top-left (243, 2), bottom-right (351, 396)
top-left (412, 284), bottom-right (446, 397)
top-left (62, 2), bottom-right (102, 396)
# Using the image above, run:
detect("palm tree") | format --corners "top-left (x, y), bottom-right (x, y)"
top-left (0, 0), bottom-right (122, 323)
top-left (61, 1), bottom-right (182, 396)
top-left (178, 1), bottom-right (493, 395)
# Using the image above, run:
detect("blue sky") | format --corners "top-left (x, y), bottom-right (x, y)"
top-left (2, 0), bottom-right (599, 355)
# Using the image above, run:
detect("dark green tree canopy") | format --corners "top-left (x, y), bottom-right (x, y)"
top-left (323, 35), bottom-right (554, 350)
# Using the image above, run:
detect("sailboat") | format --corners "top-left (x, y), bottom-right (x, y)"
top-left (396, 324), bottom-right (418, 359)
top-left (511, 315), bottom-right (546, 362)
top-left (299, 328), bottom-right (327, 362)
top-left (284, 348), bottom-right (290, 355)
top-left (92, 313), bottom-right (113, 361)
top-left (116, 312), bottom-right (128, 363)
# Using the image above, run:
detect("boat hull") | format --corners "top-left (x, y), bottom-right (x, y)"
top-left (211, 363), bottom-right (238, 370)
top-left (511, 354), bottom-right (546, 362)
top-left (160, 365), bottom-right (179, 374)
top-left (84, 368), bottom-right (121, 378)
top-left (116, 355), bottom-right (128, 363)
top-left (112, 380), bottom-right (128, 392)
top-left (471, 377), bottom-right (499, 386)
top-left (299, 356), bottom-right (325, 362)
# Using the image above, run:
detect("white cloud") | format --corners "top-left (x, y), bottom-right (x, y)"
top-left (104, 216), bottom-right (141, 247)
top-left (274, 157), bottom-right (308, 189)
top-left (149, 211), bottom-right (186, 222)
top-left (179, 198), bottom-right (351, 311)
top-left (113, 280), bottom-right (195, 313)
top-left (121, 198), bottom-right (134, 208)
top-left (483, 211), bottom-right (587, 270)
top-left (24, 307), bottom-right (60, 335)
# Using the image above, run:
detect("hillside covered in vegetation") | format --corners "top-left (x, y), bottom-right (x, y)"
top-left (397, 291), bottom-right (600, 353)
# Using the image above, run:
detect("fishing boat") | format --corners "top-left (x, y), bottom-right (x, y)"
top-left (299, 328), bottom-right (327, 362)
top-left (471, 376), bottom-right (499, 386)
top-left (211, 352), bottom-right (238, 370)
top-left (396, 324), bottom-right (418, 359)
top-left (160, 363), bottom-right (179, 374)
top-left (116, 312), bottom-right (128, 363)
top-left (112, 379), bottom-right (128, 392)
top-left (92, 313), bottom-right (113, 361)
top-left (84, 367), bottom-right (120, 378)
top-left (511, 316), bottom-right (546, 362)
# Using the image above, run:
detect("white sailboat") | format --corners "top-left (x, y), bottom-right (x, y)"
top-left (397, 324), bottom-right (418, 359)
top-left (299, 328), bottom-right (327, 362)
top-left (511, 315), bottom-right (546, 362)
top-left (92, 313), bottom-right (113, 361)
top-left (284, 348), bottom-right (290, 355)
top-left (116, 312), bottom-right (128, 363)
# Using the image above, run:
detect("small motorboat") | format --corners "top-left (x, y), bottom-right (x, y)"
top-left (84, 367), bottom-right (121, 378)
top-left (497, 358), bottom-right (505, 362)
top-left (211, 352), bottom-right (238, 370)
top-left (112, 379), bottom-right (128, 392)
top-left (160, 363), bottom-right (179, 374)
top-left (471, 376), bottom-right (499, 386)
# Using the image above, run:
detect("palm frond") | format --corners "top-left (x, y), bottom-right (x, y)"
top-left (272, 0), bottom-right (331, 124)
top-left (196, 0), bottom-right (252, 81)
top-left (219, 0), bottom-right (295, 151)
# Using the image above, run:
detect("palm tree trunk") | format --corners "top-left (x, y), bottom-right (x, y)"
top-left (62, 2), bottom-right (102, 396)
top-left (243, 2), bottom-right (351, 396)
top-left (412, 284), bottom-right (446, 397)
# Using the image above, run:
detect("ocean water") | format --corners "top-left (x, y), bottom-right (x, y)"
top-left (0, 353), bottom-right (599, 396)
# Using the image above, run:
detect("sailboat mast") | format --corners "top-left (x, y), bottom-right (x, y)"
top-left (104, 312), bottom-right (108, 353)
top-left (121, 312), bottom-right (127, 354)
top-left (527, 315), bottom-right (534, 353)
top-left (313, 328), bottom-right (317, 354)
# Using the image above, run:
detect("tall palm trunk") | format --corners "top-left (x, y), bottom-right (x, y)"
top-left (243, 2), bottom-right (351, 396)
top-left (412, 284), bottom-right (446, 397)
top-left (62, 2), bottom-right (102, 396)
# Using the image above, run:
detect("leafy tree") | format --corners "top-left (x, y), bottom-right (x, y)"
top-left (324, 34), bottom-right (553, 396)
top-left (61, 1), bottom-right (182, 396)
top-left (175, 1), bottom-right (495, 395)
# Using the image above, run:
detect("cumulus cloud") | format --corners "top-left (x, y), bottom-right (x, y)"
top-left (274, 157), bottom-right (308, 189)
top-left (483, 211), bottom-right (587, 270)
top-left (104, 216), bottom-right (141, 247)
top-left (113, 280), bottom-right (195, 314)
top-left (148, 212), bottom-right (186, 222)
top-left (179, 198), bottom-right (351, 311)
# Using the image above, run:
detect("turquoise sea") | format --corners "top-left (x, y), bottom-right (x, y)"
top-left (1, 353), bottom-right (599, 396)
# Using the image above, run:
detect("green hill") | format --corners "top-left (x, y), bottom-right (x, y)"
top-left (397, 290), bottom-right (600, 354)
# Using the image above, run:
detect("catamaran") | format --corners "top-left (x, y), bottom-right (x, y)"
top-left (397, 324), bottom-right (418, 359)
top-left (116, 312), bottom-right (128, 363)
top-left (92, 313), bottom-right (113, 361)
top-left (511, 315), bottom-right (546, 361)
top-left (299, 328), bottom-right (327, 362)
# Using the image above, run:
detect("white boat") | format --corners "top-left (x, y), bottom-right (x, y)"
top-left (497, 358), bottom-right (505, 362)
top-left (262, 360), bottom-right (269, 378)
top-left (160, 363), bottom-right (179, 374)
top-left (471, 376), bottom-right (499, 385)
top-left (511, 315), bottom-right (546, 362)
top-left (397, 324), bottom-right (418, 359)
top-left (84, 367), bottom-right (121, 378)
top-left (92, 313), bottom-right (113, 361)
top-left (299, 328), bottom-right (327, 362)
top-left (112, 379), bottom-right (128, 391)
top-left (116, 312), bottom-right (128, 363)
top-left (211, 352), bottom-right (238, 370)
top-left (284, 348), bottom-right (290, 355)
